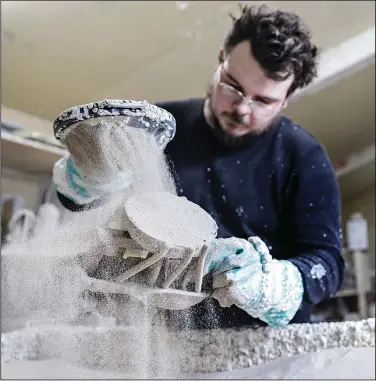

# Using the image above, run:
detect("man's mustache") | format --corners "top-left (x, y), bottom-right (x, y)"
top-left (221, 111), bottom-right (249, 126)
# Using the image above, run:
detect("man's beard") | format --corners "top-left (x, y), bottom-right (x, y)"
top-left (205, 85), bottom-right (282, 148)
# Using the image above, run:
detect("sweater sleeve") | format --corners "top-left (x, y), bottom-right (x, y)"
top-left (287, 144), bottom-right (345, 305)
top-left (56, 190), bottom-right (104, 212)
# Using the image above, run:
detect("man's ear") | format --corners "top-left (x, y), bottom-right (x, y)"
top-left (218, 48), bottom-right (224, 64)
top-left (282, 100), bottom-right (288, 109)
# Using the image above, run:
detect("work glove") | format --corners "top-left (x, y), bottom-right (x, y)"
top-left (53, 121), bottom-right (139, 205)
top-left (52, 100), bottom-right (176, 206)
top-left (204, 236), bottom-right (304, 327)
top-left (53, 152), bottom-right (133, 205)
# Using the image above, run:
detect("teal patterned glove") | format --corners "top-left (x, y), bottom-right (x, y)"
top-left (53, 154), bottom-right (133, 205)
top-left (204, 236), bottom-right (304, 327)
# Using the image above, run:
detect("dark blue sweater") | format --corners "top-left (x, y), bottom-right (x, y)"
top-left (57, 97), bottom-right (345, 330)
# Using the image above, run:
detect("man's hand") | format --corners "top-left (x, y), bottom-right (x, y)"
top-left (53, 122), bottom-right (138, 205)
top-left (204, 236), bottom-right (304, 327)
top-left (63, 122), bottom-right (138, 182)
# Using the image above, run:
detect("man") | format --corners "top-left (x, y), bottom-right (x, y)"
top-left (157, 4), bottom-right (344, 330)
top-left (54, 5), bottom-right (344, 330)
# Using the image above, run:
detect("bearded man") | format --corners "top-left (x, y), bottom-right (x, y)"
top-left (55, 4), bottom-right (344, 330)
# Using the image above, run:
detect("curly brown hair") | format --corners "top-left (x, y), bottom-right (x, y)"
top-left (223, 4), bottom-right (319, 96)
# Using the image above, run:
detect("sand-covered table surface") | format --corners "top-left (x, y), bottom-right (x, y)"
top-left (2, 347), bottom-right (374, 379)
top-left (194, 347), bottom-right (375, 379)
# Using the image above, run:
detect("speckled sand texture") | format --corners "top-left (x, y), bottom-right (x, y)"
top-left (2, 319), bottom-right (374, 377)
top-left (171, 318), bottom-right (375, 373)
top-left (1, 341), bottom-right (375, 379)
top-left (194, 347), bottom-right (375, 379)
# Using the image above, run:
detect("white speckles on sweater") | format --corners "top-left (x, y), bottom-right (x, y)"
top-left (310, 264), bottom-right (326, 279)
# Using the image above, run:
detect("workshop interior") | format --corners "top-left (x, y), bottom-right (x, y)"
top-left (1, 1), bottom-right (375, 379)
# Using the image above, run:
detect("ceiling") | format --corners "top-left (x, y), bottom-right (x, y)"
top-left (1, 1), bottom-right (375, 117)
top-left (1, 0), bottom-right (375, 196)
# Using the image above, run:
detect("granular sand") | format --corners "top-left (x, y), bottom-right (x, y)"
top-left (1, 319), bottom-right (374, 378)
top-left (1, 121), bottom-right (217, 378)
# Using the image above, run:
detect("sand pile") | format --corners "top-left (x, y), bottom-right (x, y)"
top-left (171, 318), bottom-right (375, 373)
top-left (1, 319), bottom-right (375, 378)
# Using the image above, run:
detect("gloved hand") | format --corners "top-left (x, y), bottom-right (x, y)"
top-left (53, 120), bottom-right (140, 205)
top-left (52, 100), bottom-right (176, 206)
top-left (204, 236), bottom-right (304, 327)
top-left (53, 153), bottom-right (133, 205)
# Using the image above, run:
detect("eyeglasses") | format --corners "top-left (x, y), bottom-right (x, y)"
top-left (216, 65), bottom-right (276, 117)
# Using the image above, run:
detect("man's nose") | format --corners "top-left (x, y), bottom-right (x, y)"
top-left (236, 101), bottom-right (251, 116)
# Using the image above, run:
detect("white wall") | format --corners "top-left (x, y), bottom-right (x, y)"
top-left (1, 106), bottom-right (53, 215)
top-left (1, 176), bottom-right (43, 212)
top-left (2, 105), bottom-right (54, 138)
